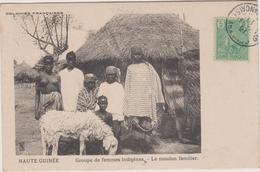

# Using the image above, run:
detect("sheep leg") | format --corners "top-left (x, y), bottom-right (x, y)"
top-left (79, 135), bottom-right (85, 155)
top-left (51, 134), bottom-right (61, 156)
top-left (40, 126), bottom-right (48, 155)
top-left (42, 140), bottom-right (48, 155)
top-left (79, 135), bottom-right (87, 155)
top-left (41, 133), bottom-right (46, 155)
top-left (51, 144), bottom-right (57, 156)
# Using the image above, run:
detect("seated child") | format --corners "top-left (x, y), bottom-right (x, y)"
top-left (85, 96), bottom-right (114, 155)
top-left (95, 96), bottom-right (113, 127)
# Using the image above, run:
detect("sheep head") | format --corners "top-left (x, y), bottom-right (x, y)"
top-left (103, 135), bottom-right (118, 155)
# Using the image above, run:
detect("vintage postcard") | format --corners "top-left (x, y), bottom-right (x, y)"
top-left (0, 1), bottom-right (259, 171)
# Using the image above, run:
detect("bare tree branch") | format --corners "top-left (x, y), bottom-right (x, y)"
top-left (20, 15), bottom-right (55, 48)
top-left (43, 14), bottom-right (57, 50)
top-left (20, 24), bottom-right (54, 46)
top-left (17, 13), bottom-right (71, 61)
top-left (38, 34), bottom-right (50, 51)
top-left (54, 21), bottom-right (60, 48)
top-left (40, 46), bottom-right (52, 55)
top-left (30, 15), bottom-right (39, 37)
top-left (31, 15), bottom-right (45, 49)
top-left (60, 15), bottom-right (63, 47)
top-left (42, 36), bottom-right (50, 50)
top-left (65, 14), bottom-right (69, 47)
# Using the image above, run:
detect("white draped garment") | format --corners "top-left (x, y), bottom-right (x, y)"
top-left (97, 82), bottom-right (125, 121)
top-left (59, 68), bottom-right (84, 112)
top-left (123, 62), bottom-right (165, 123)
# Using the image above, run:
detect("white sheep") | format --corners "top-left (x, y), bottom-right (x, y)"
top-left (40, 110), bottom-right (118, 155)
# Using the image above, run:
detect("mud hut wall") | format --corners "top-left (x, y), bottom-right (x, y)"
top-left (78, 58), bottom-right (178, 83)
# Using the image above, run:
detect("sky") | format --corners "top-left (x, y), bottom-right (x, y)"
top-left (5, 2), bottom-right (201, 67)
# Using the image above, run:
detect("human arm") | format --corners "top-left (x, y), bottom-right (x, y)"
top-left (107, 113), bottom-right (113, 128)
top-left (118, 84), bottom-right (125, 118)
top-left (76, 90), bottom-right (86, 112)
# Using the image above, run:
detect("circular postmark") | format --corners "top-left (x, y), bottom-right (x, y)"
top-left (226, 3), bottom-right (258, 47)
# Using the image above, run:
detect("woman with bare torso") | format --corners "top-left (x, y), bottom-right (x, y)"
top-left (35, 55), bottom-right (63, 120)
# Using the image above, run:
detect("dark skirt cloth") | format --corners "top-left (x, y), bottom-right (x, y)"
top-left (37, 91), bottom-right (63, 118)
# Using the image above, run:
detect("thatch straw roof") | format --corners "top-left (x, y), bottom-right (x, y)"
top-left (14, 61), bottom-right (38, 82)
top-left (76, 14), bottom-right (199, 63)
top-left (14, 61), bottom-right (31, 76)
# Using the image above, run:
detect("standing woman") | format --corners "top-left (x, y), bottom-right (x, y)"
top-left (124, 46), bottom-right (165, 127)
top-left (35, 55), bottom-right (63, 120)
top-left (124, 46), bottom-right (165, 152)
top-left (59, 51), bottom-right (84, 112)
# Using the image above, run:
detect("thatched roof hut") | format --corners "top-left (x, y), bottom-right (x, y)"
top-left (14, 58), bottom-right (67, 83)
top-left (75, 14), bottom-right (200, 137)
top-left (76, 14), bottom-right (199, 82)
top-left (14, 61), bottom-right (38, 83)
top-left (76, 14), bottom-right (199, 63)
top-left (14, 61), bottom-right (31, 76)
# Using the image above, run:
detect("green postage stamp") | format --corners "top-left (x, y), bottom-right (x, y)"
top-left (216, 3), bottom-right (258, 60)
top-left (215, 18), bottom-right (248, 61)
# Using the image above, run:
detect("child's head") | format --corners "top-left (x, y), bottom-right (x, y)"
top-left (97, 95), bottom-right (108, 111)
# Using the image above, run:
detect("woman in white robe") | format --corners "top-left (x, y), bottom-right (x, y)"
top-left (59, 51), bottom-right (84, 112)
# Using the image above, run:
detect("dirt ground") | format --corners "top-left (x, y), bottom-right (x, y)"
top-left (15, 86), bottom-right (200, 155)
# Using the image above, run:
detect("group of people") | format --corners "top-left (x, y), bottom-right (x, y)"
top-left (34, 46), bottom-right (166, 154)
